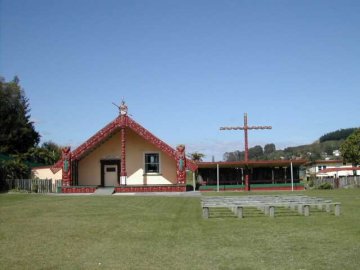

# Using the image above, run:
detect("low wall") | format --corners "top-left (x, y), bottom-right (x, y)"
top-left (115, 185), bottom-right (186, 193)
top-left (62, 186), bottom-right (97, 193)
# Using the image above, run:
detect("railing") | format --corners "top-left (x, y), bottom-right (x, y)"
top-left (5, 179), bottom-right (63, 193)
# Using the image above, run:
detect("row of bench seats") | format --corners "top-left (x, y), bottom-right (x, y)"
top-left (201, 195), bottom-right (341, 218)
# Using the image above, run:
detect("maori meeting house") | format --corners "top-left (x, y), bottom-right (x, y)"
top-left (34, 102), bottom-right (306, 193)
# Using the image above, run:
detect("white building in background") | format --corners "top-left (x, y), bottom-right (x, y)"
top-left (332, 150), bottom-right (341, 157)
top-left (306, 160), bottom-right (360, 178)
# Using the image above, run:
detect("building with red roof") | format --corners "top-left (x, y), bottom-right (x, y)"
top-left (37, 101), bottom-right (197, 193)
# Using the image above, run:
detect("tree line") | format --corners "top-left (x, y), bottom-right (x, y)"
top-left (223, 143), bottom-right (278, 161)
top-left (0, 76), bottom-right (62, 189)
top-left (319, 128), bottom-right (358, 143)
top-left (223, 130), bottom-right (360, 166)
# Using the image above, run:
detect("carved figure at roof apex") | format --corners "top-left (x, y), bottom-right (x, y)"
top-left (120, 100), bottom-right (128, 116)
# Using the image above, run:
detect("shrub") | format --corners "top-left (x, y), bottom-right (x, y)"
top-left (318, 182), bottom-right (333, 189)
top-left (31, 183), bottom-right (38, 193)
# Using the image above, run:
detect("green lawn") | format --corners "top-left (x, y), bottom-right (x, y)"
top-left (0, 190), bottom-right (359, 270)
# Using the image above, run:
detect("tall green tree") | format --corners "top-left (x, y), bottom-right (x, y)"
top-left (340, 129), bottom-right (360, 170)
top-left (0, 76), bottom-right (40, 154)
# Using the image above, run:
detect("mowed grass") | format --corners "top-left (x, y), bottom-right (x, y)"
top-left (0, 190), bottom-right (359, 270)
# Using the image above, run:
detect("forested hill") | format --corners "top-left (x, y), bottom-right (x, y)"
top-left (223, 127), bottom-right (359, 161)
top-left (319, 128), bottom-right (358, 143)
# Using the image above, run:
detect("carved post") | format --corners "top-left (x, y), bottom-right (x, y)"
top-left (62, 147), bottom-right (72, 186)
top-left (120, 127), bottom-right (127, 185)
top-left (119, 100), bottom-right (128, 185)
top-left (176, 144), bottom-right (186, 184)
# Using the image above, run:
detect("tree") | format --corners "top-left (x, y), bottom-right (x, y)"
top-left (223, 150), bottom-right (244, 162)
top-left (264, 143), bottom-right (276, 155)
top-left (0, 76), bottom-right (40, 154)
top-left (26, 141), bottom-right (62, 165)
top-left (2, 157), bottom-right (30, 180)
top-left (340, 129), bottom-right (360, 172)
top-left (249, 145), bottom-right (263, 160)
top-left (188, 152), bottom-right (205, 162)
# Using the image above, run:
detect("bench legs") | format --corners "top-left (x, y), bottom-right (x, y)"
top-left (264, 206), bottom-right (270, 215)
top-left (203, 207), bottom-right (209, 219)
top-left (237, 206), bottom-right (244, 219)
top-left (304, 205), bottom-right (310, 216)
top-left (269, 206), bottom-right (275, 218)
top-left (202, 203), bottom-right (341, 219)
top-left (298, 205), bottom-right (304, 215)
top-left (334, 204), bottom-right (341, 216)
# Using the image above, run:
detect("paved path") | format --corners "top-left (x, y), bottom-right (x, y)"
top-left (48, 191), bottom-right (202, 197)
top-left (113, 191), bottom-right (202, 197)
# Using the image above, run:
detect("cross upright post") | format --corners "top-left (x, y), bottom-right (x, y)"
top-left (220, 113), bottom-right (272, 191)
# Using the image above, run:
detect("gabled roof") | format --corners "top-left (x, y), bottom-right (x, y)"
top-left (305, 160), bottom-right (344, 165)
top-left (54, 115), bottom-right (197, 171)
top-left (318, 167), bottom-right (360, 174)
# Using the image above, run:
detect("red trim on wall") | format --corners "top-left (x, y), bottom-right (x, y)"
top-left (72, 120), bottom-right (119, 160)
top-left (61, 187), bottom-right (97, 193)
top-left (115, 185), bottom-right (186, 193)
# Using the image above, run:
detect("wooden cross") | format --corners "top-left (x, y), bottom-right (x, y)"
top-left (220, 113), bottom-right (272, 191)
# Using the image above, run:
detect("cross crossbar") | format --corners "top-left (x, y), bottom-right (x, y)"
top-left (220, 113), bottom-right (272, 191)
top-left (220, 126), bottom-right (272, 130)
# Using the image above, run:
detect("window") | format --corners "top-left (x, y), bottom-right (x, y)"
top-left (145, 153), bottom-right (160, 173)
top-left (106, 167), bottom-right (116, 172)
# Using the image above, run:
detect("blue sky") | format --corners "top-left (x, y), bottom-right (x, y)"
top-left (1, 0), bottom-right (359, 161)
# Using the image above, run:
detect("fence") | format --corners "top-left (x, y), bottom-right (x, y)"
top-left (5, 179), bottom-right (63, 193)
top-left (314, 176), bottom-right (360, 189)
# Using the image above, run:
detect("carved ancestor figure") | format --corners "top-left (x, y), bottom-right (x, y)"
top-left (176, 144), bottom-right (186, 184)
top-left (62, 147), bottom-right (72, 186)
top-left (120, 100), bottom-right (128, 116)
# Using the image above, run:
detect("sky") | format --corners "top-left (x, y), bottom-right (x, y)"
top-left (1, 0), bottom-right (359, 161)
